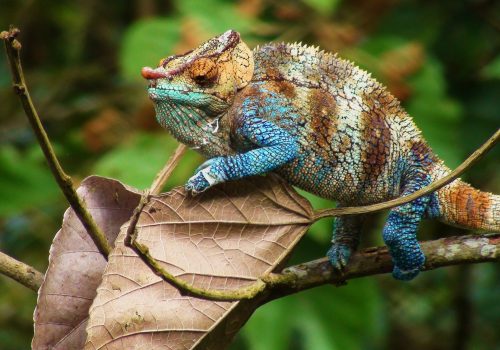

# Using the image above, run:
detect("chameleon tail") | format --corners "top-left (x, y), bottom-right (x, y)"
top-left (431, 164), bottom-right (500, 232)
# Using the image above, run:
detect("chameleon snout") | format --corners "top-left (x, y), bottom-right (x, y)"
top-left (141, 66), bottom-right (169, 81)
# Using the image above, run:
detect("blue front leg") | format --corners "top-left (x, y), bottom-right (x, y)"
top-left (186, 115), bottom-right (299, 194)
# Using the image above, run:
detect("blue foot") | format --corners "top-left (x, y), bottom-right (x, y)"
top-left (186, 157), bottom-right (226, 195)
top-left (327, 243), bottom-right (352, 271)
top-left (392, 265), bottom-right (422, 281)
top-left (391, 251), bottom-right (425, 281)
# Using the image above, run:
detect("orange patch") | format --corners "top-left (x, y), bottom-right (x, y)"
top-left (442, 182), bottom-right (492, 229)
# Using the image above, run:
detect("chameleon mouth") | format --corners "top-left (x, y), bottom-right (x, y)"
top-left (147, 86), bottom-right (192, 100)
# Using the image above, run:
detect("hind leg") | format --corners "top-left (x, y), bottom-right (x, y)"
top-left (383, 171), bottom-right (432, 280)
top-left (327, 213), bottom-right (364, 271)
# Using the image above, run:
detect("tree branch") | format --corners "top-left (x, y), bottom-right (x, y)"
top-left (265, 233), bottom-right (500, 300)
top-left (0, 251), bottom-right (44, 291)
top-left (1, 27), bottom-right (111, 258)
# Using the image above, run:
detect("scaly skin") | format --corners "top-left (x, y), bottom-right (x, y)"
top-left (142, 30), bottom-right (500, 280)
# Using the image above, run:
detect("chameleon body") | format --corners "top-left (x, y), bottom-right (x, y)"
top-left (142, 30), bottom-right (499, 280)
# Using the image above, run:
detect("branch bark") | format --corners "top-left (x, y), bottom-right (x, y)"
top-left (1, 27), bottom-right (111, 258)
top-left (0, 251), bottom-right (44, 291)
top-left (265, 233), bottom-right (500, 301)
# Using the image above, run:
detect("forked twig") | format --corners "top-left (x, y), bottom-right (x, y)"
top-left (1, 27), bottom-right (111, 258)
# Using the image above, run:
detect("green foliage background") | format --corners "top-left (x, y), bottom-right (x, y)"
top-left (0, 0), bottom-right (499, 349)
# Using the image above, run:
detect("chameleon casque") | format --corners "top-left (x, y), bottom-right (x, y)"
top-left (141, 30), bottom-right (499, 281)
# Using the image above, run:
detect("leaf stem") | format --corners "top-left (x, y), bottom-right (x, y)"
top-left (1, 27), bottom-right (111, 258)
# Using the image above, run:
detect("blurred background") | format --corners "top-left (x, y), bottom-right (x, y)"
top-left (0, 0), bottom-right (499, 349)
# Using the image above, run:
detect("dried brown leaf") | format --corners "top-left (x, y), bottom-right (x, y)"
top-left (32, 176), bottom-right (142, 350)
top-left (85, 175), bottom-right (313, 350)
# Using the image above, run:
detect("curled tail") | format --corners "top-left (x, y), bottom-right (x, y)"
top-left (430, 164), bottom-right (499, 232)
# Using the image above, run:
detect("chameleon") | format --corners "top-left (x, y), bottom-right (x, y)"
top-left (141, 30), bottom-right (499, 280)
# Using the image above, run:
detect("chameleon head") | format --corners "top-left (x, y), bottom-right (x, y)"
top-left (141, 30), bottom-right (254, 115)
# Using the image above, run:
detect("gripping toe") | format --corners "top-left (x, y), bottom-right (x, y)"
top-left (327, 243), bottom-right (352, 272)
top-left (392, 265), bottom-right (421, 281)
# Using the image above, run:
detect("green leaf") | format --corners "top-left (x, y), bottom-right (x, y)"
top-left (120, 18), bottom-right (181, 81)
top-left (0, 146), bottom-right (60, 216)
top-left (481, 55), bottom-right (500, 80)
top-left (302, 0), bottom-right (340, 15)
top-left (240, 298), bottom-right (295, 350)
top-left (406, 57), bottom-right (463, 167)
top-left (296, 189), bottom-right (335, 243)
top-left (175, 0), bottom-right (254, 34)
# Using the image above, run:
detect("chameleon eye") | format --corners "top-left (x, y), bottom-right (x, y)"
top-left (189, 57), bottom-right (218, 85)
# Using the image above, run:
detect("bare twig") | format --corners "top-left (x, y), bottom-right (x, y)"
top-left (0, 251), bottom-right (44, 291)
top-left (314, 128), bottom-right (500, 219)
top-left (150, 144), bottom-right (188, 195)
top-left (1, 27), bottom-right (111, 258)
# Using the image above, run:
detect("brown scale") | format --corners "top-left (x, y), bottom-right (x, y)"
top-left (360, 93), bottom-right (392, 182)
top-left (307, 89), bottom-right (338, 161)
top-left (263, 66), bottom-right (283, 81)
top-left (267, 80), bottom-right (297, 99)
top-left (409, 140), bottom-right (439, 166)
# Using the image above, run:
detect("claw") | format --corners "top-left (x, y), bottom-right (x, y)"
top-left (392, 266), bottom-right (421, 281)
top-left (327, 243), bottom-right (352, 273)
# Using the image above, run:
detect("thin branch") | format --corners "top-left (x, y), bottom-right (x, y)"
top-left (0, 251), bottom-right (44, 291)
top-left (150, 144), bottom-right (187, 195)
top-left (1, 27), bottom-right (111, 258)
top-left (314, 128), bottom-right (500, 219)
top-left (124, 143), bottom-right (187, 249)
top-left (265, 233), bottom-right (500, 300)
top-left (124, 143), bottom-right (187, 261)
